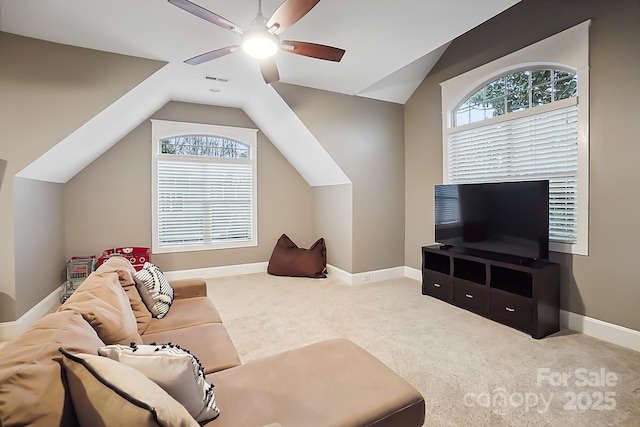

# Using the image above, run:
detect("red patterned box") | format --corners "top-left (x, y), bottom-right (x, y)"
top-left (97, 247), bottom-right (151, 271)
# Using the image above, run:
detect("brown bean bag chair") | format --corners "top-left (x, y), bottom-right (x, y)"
top-left (267, 234), bottom-right (327, 278)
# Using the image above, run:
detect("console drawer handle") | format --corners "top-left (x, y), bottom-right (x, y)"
top-left (465, 294), bottom-right (473, 299)
top-left (433, 283), bottom-right (441, 288)
top-left (505, 307), bottom-right (515, 312)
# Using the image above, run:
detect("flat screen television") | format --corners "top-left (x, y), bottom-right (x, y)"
top-left (435, 180), bottom-right (549, 260)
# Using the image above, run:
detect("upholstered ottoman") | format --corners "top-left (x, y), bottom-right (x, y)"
top-left (205, 338), bottom-right (425, 427)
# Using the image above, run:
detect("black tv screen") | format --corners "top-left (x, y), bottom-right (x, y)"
top-left (435, 180), bottom-right (549, 260)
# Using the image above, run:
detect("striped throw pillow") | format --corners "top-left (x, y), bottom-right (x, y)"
top-left (134, 262), bottom-right (174, 318)
top-left (98, 343), bottom-right (220, 423)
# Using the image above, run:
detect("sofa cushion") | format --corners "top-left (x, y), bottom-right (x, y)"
top-left (60, 269), bottom-right (142, 345)
top-left (171, 278), bottom-right (208, 299)
top-left (144, 297), bottom-right (222, 335)
top-left (98, 343), bottom-right (220, 422)
top-left (142, 323), bottom-right (241, 374)
top-left (0, 311), bottom-right (105, 427)
top-left (205, 338), bottom-right (425, 427)
top-left (96, 255), bottom-right (152, 334)
top-left (59, 348), bottom-right (198, 427)
top-left (134, 262), bottom-right (174, 319)
top-left (267, 234), bottom-right (327, 278)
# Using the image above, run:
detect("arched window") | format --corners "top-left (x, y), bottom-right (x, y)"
top-left (454, 69), bottom-right (577, 126)
top-left (160, 135), bottom-right (250, 158)
top-left (151, 120), bottom-right (258, 253)
top-left (441, 21), bottom-right (590, 255)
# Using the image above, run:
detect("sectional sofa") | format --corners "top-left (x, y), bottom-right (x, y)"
top-left (0, 256), bottom-right (425, 426)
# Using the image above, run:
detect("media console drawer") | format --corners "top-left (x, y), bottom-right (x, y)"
top-left (454, 280), bottom-right (489, 315)
top-left (422, 270), bottom-right (453, 302)
top-left (490, 289), bottom-right (532, 332)
top-left (421, 245), bottom-right (560, 338)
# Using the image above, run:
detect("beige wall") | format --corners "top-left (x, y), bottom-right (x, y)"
top-left (64, 101), bottom-right (315, 272)
top-left (0, 160), bottom-right (7, 189)
top-left (0, 32), bottom-right (164, 321)
top-left (313, 184), bottom-right (353, 272)
top-left (275, 84), bottom-right (405, 273)
top-left (1, 32), bottom-right (403, 321)
top-left (405, 0), bottom-right (640, 330)
top-left (14, 178), bottom-right (66, 317)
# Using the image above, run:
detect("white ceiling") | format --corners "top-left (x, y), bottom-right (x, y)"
top-left (1, 0), bottom-right (521, 186)
top-left (0, 0), bottom-right (521, 105)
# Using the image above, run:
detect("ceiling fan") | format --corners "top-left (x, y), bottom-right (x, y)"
top-left (168, 0), bottom-right (346, 84)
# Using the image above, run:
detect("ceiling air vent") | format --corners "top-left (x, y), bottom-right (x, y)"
top-left (205, 76), bottom-right (229, 83)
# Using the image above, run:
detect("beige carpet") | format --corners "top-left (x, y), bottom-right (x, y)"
top-left (205, 273), bottom-right (640, 426)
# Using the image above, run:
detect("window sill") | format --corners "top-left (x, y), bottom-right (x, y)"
top-left (152, 240), bottom-right (258, 254)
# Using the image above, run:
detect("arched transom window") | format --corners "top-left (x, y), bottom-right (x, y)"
top-left (455, 69), bottom-right (577, 126)
top-left (151, 120), bottom-right (258, 253)
top-left (160, 135), bottom-right (250, 158)
top-left (440, 21), bottom-right (590, 256)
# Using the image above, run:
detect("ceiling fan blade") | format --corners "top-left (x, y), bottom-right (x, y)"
top-left (260, 58), bottom-right (280, 84)
top-left (184, 46), bottom-right (239, 65)
top-left (266, 0), bottom-right (321, 35)
top-left (281, 40), bottom-right (345, 62)
top-left (168, 0), bottom-right (244, 34)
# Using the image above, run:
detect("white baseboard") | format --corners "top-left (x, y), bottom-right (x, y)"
top-left (327, 264), bottom-right (407, 285)
top-left (3, 265), bottom-right (638, 354)
top-left (404, 266), bottom-right (422, 281)
top-left (163, 261), bottom-right (268, 281)
top-left (326, 264), bottom-right (352, 283)
top-left (0, 284), bottom-right (63, 342)
top-left (560, 310), bottom-right (640, 353)
top-left (406, 266), bottom-right (639, 352)
top-left (405, 266), bottom-right (639, 352)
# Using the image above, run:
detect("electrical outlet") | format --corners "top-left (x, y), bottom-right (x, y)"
top-left (362, 274), bottom-right (371, 282)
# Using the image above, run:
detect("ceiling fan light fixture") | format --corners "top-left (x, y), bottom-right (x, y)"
top-left (241, 31), bottom-right (279, 59)
top-left (171, 0), bottom-right (345, 83)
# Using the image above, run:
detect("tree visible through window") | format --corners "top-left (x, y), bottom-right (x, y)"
top-left (456, 69), bottom-right (577, 126)
top-left (440, 22), bottom-right (590, 256)
top-left (160, 135), bottom-right (250, 158)
top-left (447, 69), bottom-right (581, 247)
top-left (151, 120), bottom-right (258, 254)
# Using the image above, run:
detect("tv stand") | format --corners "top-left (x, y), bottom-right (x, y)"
top-left (421, 245), bottom-right (560, 339)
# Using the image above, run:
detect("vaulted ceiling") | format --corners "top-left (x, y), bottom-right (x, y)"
top-left (1, 0), bottom-right (521, 185)
top-left (1, 0), bottom-right (521, 104)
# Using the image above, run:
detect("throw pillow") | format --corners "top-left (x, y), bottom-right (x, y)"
top-left (0, 311), bottom-right (105, 427)
top-left (134, 262), bottom-right (174, 319)
top-left (267, 234), bottom-right (327, 278)
top-left (98, 343), bottom-right (220, 423)
top-left (59, 348), bottom-right (199, 427)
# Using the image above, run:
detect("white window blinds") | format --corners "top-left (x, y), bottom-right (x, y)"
top-left (434, 185), bottom-right (461, 225)
top-left (447, 104), bottom-right (578, 243)
top-left (157, 158), bottom-right (254, 248)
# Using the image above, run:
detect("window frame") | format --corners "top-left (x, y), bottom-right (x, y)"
top-left (453, 68), bottom-right (578, 126)
top-left (151, 119), bottom-right (258, 254)
top-left (440, 21), bottom-right (590, 256)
